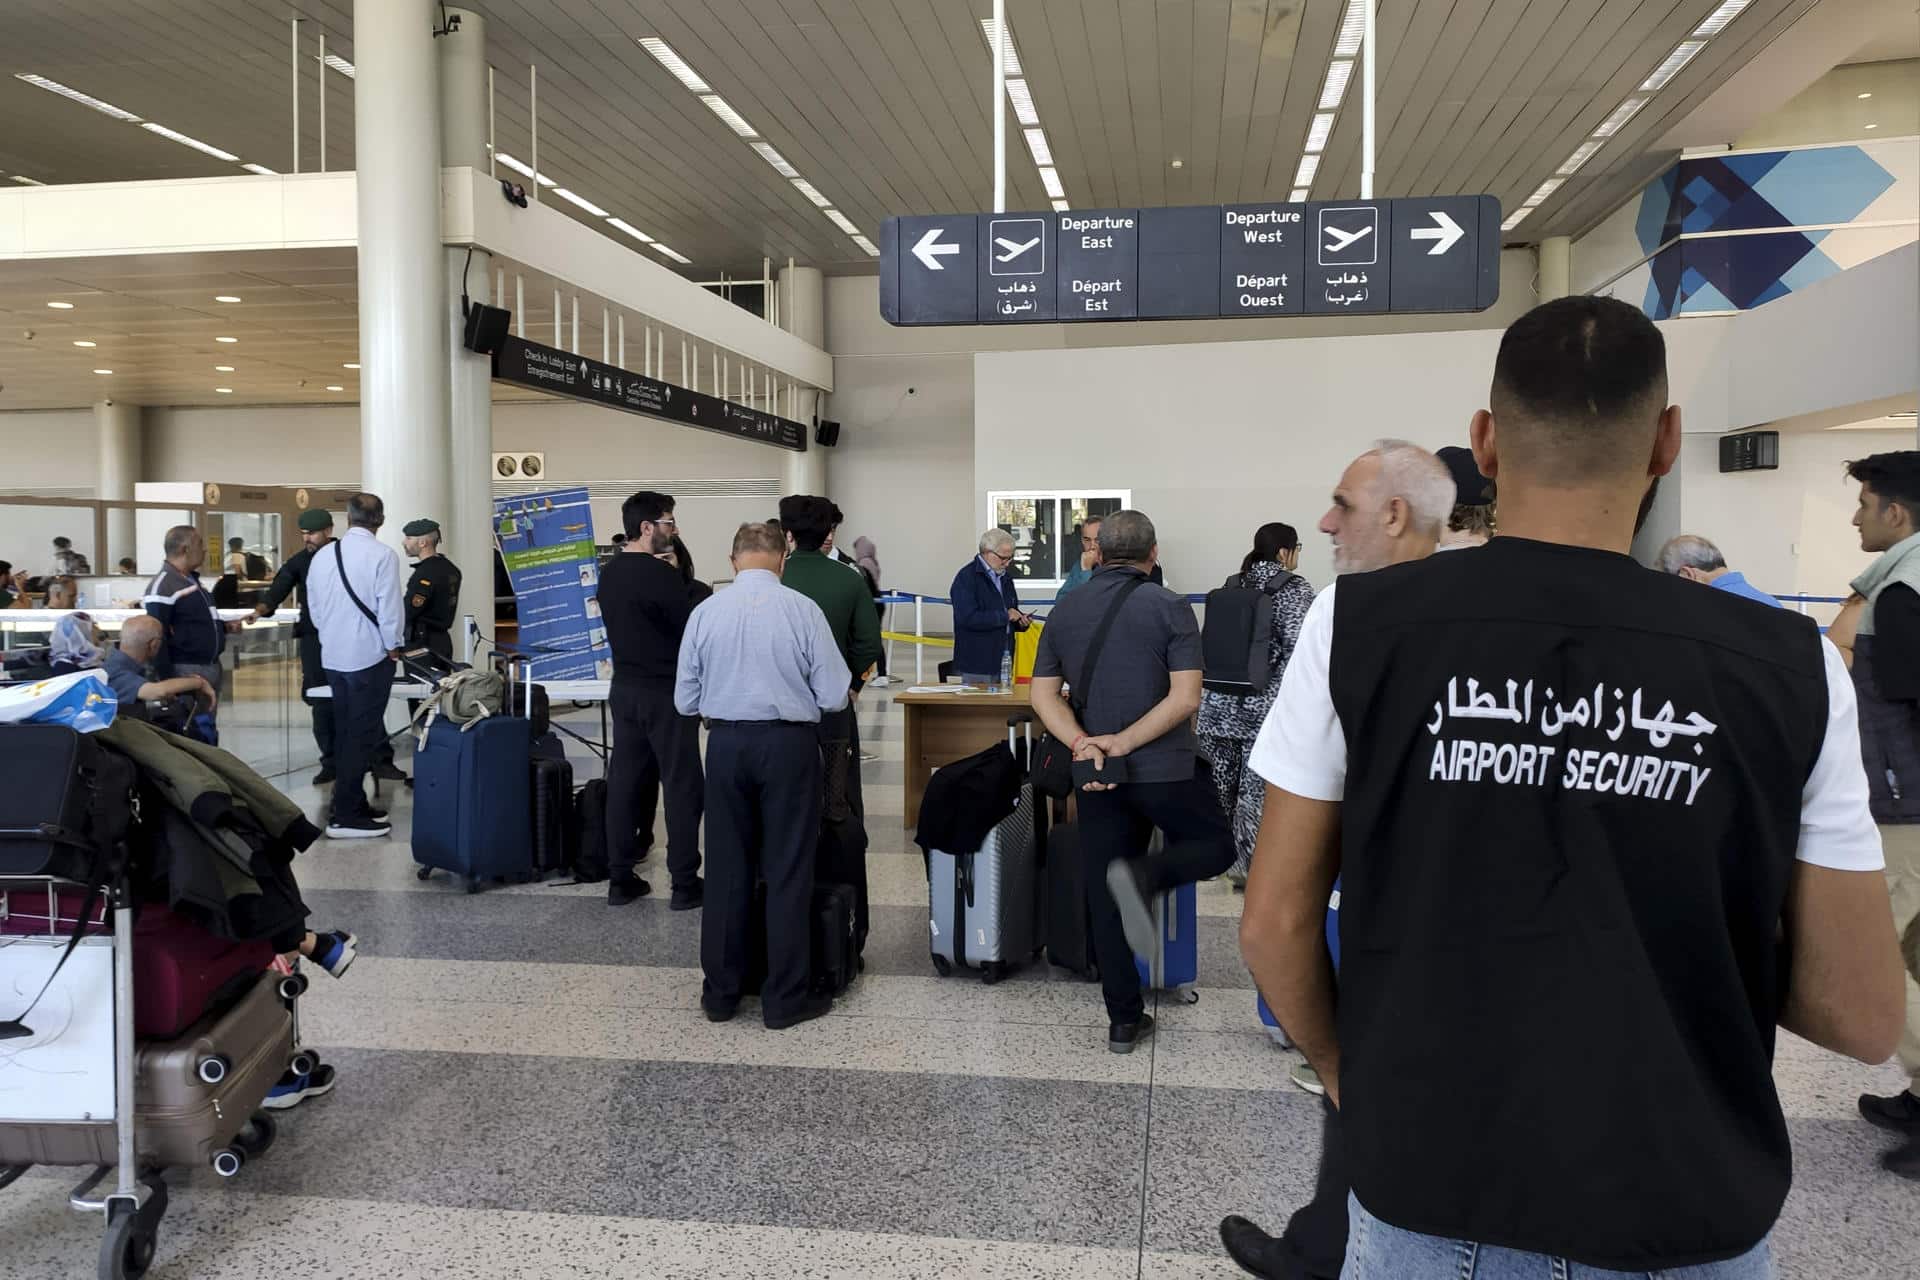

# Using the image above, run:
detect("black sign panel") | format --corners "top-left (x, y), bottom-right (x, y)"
top-left (493, 336), bottom-right (806, 452)
top-left (1139, 206), bottom-right (1219, 318)
top-left (977, 212), bottom-right (1056, 321)
top-left (882, 195), bottom-right (1500, 325)
top-left (1219, 203), bottom-right (1307, 316)
top-left (1055, 210), bottom-right (1140, 319)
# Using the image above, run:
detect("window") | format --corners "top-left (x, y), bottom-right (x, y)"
top-left (987, 490), bottom-right (1130, 586)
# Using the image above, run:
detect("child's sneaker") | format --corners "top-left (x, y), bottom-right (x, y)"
top-left (313, 930), bottom-right (357, 978)
top-left (262, 1062), bottom-right (337, 1110)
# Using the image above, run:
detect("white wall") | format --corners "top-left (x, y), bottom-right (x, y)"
top-left (0, 409), bottom-right (96, 494)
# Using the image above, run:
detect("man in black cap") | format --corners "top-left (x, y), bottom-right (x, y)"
top-left (1434, 445), bottom-right (1495, 550)
top-left (402, 518), bottom-right (463, 663)
top-left (253, 508), bottom-right (343, 785)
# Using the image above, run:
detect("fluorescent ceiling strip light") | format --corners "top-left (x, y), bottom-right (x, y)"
top-left (323, 54), bottom-right (356, 78)
top-left (10, 175), bottom-right (46, 185)
top-left (1051, 199), bottom-right (1071, 212)
top-left (638, 38), bottom-right (711, 93)
top-left (1692, 0), bottom-right (1752, 38)
top-left (1557, 138), bottom-right (1606, 176)
top-left (791, 179), bottom-right (832, 208)
top-left (14, 74), bottom-right (141, 122)
top-left (652, 244), bottom-right (691, 264)
top-left (1293, 154), bottom-right (1320, 187)
top-left (850, 234), bottom-right (879, 257)
top-left (1005, 79), bottom-right (1040, 127)
top-left (1024, 128), bottom-right (1054, 166)
top-left (701, 95), bottom-right (757, 138)
top-left (751, 142), bottom-right (798, 177)
top-left (241, 163), bottom-right (277, 175)
top-left (978, 19), bottom-right (1024, 76)
top-left (606, 217), bottom-right (654, 242)
top-left (1501, 208), bottom-right (1533, 231)
top-left (1304, 112), bottom-right (1335, 154)
top-left (1641, 40), bottom-right (1706, 92)
top-left (1593, 97), bottom-right (1647, 137)
top-left (140, 122), bottom-right (239, 162)
top-left (1522, 178), bottom-right (1563, 207)
top-left (1319, 60), bottom-right (1354, 111)
top-left (1333, 3), bottom-right (1367, 58)
top-left (552, 187), bottom-right (609, 217)
top-left (1038, 166), bottom-right (1064, 199)
top-left (1289, 187), bottom-right (1309, 203)
top-left (494, 152), bottom-right (554, 186)
top-left (823, 208), bottom-right (861, 236)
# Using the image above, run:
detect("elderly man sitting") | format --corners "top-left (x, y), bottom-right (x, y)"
top-left (107, 615), bottom-right (218, 724)
top-left (949, 528), bottom-right (1032, 686)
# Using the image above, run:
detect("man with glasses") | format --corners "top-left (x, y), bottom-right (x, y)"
top-left (1058, 515), bottom-right (1103, 599)
top-left (950, 528), bottom-right (1032, 686)
top-left (597, 490), bottom-right (705, 909)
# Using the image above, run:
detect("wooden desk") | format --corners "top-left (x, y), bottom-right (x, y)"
top-left (898, 686), bottom-right (1033, 828)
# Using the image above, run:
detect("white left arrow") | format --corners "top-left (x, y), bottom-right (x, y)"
top-left (1410, 210), bottom-right (1465, 256)
top-left (912, 227), bottom-right (961, 270)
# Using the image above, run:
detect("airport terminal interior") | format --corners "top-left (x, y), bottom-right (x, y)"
top-left (0, 0), bottom-right (1917, 1276)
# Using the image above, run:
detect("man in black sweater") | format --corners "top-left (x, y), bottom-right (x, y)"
top-left (596, 491), bottom-right (704, 910)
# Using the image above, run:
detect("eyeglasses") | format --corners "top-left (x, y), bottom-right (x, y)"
top-left (651, 517), bottom-right (678, 531)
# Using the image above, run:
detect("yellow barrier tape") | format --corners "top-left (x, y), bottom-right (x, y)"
top-left (882, 630), bottom-right (954, 648)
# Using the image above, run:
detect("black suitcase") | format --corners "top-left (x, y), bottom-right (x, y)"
top-left (0, 723), bottom-right (136, 881)
top-left (530, 753), bottom-right (572, 876)
top-left (810, 881), bottom-right (858, 996)
top-left (1044, 817), bottom-right (1098, 980)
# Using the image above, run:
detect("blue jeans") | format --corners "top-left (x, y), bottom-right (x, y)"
top-left (1343, 1195), bottom-right (1772, 1280)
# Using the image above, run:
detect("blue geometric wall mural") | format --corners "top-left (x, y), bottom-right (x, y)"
top-left (1630, 145), bottom-right (1896, 318)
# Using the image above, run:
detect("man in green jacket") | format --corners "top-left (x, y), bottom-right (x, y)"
top-left (779, 494), bottom-right (882, 818)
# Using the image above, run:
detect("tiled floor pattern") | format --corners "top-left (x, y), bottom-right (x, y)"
top-left (4, 690), bottom-right (1915, 1278)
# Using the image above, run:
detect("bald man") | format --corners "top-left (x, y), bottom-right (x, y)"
top-left (107, 615), bottom-right (218, 719)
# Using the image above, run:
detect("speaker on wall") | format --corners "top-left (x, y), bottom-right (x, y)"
top-left (815, 419), bottom-right (842, 447)
top-left (463, 303), bottom-right (512, 355)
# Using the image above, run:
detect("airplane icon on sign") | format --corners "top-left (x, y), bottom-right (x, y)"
top-left (994, 236), bottom-right (1041, 263)
top-left (1323, 224), bottom-right (1373, 254)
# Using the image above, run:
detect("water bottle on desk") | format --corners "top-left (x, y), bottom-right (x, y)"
top-left (997, 649), bottom-right (1012, 693)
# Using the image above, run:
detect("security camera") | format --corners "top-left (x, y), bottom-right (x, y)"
top-left (500, 179), bottom-right (529, 209)
top-left (907, 386), bottom-right (916, 395)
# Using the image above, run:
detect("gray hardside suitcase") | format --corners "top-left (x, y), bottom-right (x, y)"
top-left (928, 719), bottom-right (1041, 984)
top-left (134, 970), bottom-right (291, 1174)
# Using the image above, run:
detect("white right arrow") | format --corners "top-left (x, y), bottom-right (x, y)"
top-left (912, 227), bottom-right (961, 270)
top-left (1410, 210), bottom-right (1465, 256)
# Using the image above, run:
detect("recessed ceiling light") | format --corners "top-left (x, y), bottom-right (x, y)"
top-left (823, 208), bottom-right (861, 236)
top-left (850, 234), bottom-right (880, 257)
top-left (790, 179), bottom-right (832, 208)
top-left (1691, 0), bottom-right (1753, 38)
top-left (215, 387), bottom-right (233, 394)
top-left (140, 122), bottom-right (239, 162)
top-left (978, 18), bottom-right (1024, 76)
top-left (8, 175), bottom-right (46, 186)
top-left (1305, 112), bottom-right (1335, 154)
top-left (1640, 40), bottom-right (1706, 93)
top-left (1038, 166), bottom-right (1064, 199)
top-left (1864, 122), bottom-right (1879, 129)
top-left (701, 95), bottom-right (758, 138)
top-left (1289, 187), bottom-right (1309, 204)
top-left (1050, 199), bottom-right (1070, 212)
top-left (215, 365), bottom-right (235, 372)
top-left (1293, 155), bottom-right (1320, 188)
top-left (651, 244), bottom-right (691, 264)
top-left (325, 385), bottom-right (345, 392)
top-left (241, 164), bottom-right (276, 176)
top-left (323, 55), bottom-right (356, 79)
top-left (750, 143), bottom-right (799, 178)
top-left (73, 340), bottom-right (96, 348)
top-left (1005, 79), bottom-right (1039, 127)
top-left (493, 152), bottom-right (554, 187)
top-left (638, 38), bottom-right (712, 94)
top-left (1169, 157), bottom-right (1183, 170)
top-left (14, 73), bottom-right (141, 122)
top-left (1319, 60), bottom-right (1354, 111)
top-left (1857, 91), bottom-right (1873, 100)
top-left (92, 369), bottom-right (112, 375)
top-left (606, 217), bottom-right (655, 243)
top-left (46, 300), bottom-right (73, 309)
top-left (1501, 208), bottom-right (1533, 232)
top-left (214, 295), bottom-right (241, 303)
top-left (552, 188), bottom-right (610, 217)
top-left (343, 362), bottom-right (360, 369)
top-left (215, 335), bottom-right (238, 343)
top-left (1333, 4), bottom-right (1366, 57)
top-left (1024, 129), bottom-right (1055, 167)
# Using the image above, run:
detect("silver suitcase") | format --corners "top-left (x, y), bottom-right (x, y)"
top-left (928, 719), bottom-right (1041, 984)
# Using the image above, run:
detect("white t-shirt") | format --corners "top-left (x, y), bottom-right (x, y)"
top-left (1246, 581), bottom-right (1885, 872)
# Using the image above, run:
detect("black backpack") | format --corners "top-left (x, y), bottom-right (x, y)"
top-left (1201, 571), bottom-right (1298, 695)
top-left (567, 778), bottom-right (609, 882)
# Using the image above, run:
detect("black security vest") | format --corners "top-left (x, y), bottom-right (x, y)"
top-left (1327, 538), bottom-right (1828, 1269)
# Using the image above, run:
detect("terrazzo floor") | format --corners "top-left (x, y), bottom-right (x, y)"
top-left (4, 690), bottom-right (1915, 1278)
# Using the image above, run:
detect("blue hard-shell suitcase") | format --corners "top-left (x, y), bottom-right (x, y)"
top-left (1133, 880), bottom-right (1199, 1004)
top-left (1253, 877), bottom-right (1341, 1044)
top-left (412, 716), bottom-right (533, 892)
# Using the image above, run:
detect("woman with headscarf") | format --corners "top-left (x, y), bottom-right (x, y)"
top-left (851, 536), bottom-right (886, 680)
top-left (1198, 522), bottom-right (1315, 886)
top-left (48, 612), bottom-right (106, 676)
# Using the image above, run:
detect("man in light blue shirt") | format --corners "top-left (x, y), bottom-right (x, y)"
top-left (677, 521), bottom-right (851, 1030)
top-left (305, 493), bottom-right (407, 838)
top-left (1656, 534), bottom-right (1782, 608)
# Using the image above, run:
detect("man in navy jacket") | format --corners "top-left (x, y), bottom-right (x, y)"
top-left (950, 529), bottom-right (1031, 684)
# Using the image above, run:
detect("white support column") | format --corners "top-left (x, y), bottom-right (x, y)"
top-left (355, 0), bottom-right (449, 554)
top-left (445, 246), bottom-right (495, 635)
top-left (437, 9), bottom-right (490, 169)
top-left (515, 275), bottom-right (525, 336)
top-left (1538, 236), bottom-right (1571, 301)
top-left (618, 315), bottom-right (627, 369)
top-left (602, 306), bottom-right (610, 363)
top-left (571, 296), bottom-right (579, 354)
top-left (552, 289), bottom-right (561, 348)
top-left (95, 400), bottom-right (141, 570)
top-left (777, 264), bottom-right (827, 495)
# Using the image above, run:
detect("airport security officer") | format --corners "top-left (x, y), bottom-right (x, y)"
top-left (401, 518), bottom-right (463, 661)
top-left (252, 507), bottom-right (339, 784)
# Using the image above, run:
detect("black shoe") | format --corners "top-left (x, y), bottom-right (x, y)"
top-left (312, 766), bottom-right (336, 786)
top-left (702, 999), bottom-right (739, 1023)
top-left (1219, 1215), bottom-right (1304, 1280)
top-left (326, 817), bottom-right (391, 840)
top-left (369, 807), bottom-right (388, 822)
top-left (372, 762), bottom-right (408, 783)
top-left (1105, 858), bottom-right (1158, 961)
top-left (1884, 1138), bottom-right (1920, 1181)
top-left (670, 877), bottom-right (705, 911)
top-left (1109, 1012), bottom-right (1155, 1054)
top-left (1858, 1089), bottom-right (1920, 1135)
top-left (764, 995), bottom-right (833, 1030)
top-left (607, 876), bottom-right (651, 905)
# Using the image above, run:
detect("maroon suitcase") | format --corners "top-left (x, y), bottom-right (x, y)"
top-left (0, 888), bottom-right (275, 1038)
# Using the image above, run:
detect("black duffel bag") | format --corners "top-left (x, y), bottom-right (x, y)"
top-left (0, 723), bottom-right (136, 882)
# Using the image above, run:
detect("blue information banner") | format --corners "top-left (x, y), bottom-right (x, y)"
top-left (492, 487), bottom-right (609, 681)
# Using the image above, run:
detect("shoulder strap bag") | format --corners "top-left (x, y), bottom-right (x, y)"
top-left (332, 538), bottom-right (384, 632)
top-left (1030, 573), bottom-right (1149, 798)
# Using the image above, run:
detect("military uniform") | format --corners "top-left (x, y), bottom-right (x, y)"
top-left (257, 509), bottom-right (341, 778)
top-left (402, 519), bottom-right (463, 662)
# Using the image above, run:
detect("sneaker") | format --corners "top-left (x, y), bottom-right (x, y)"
top-left (670, 877), bottom-right (705, 912)
top-left (607, 875), bottom-right (651, 905)
top-left (1884, 1138), bottom-right (1920, 1181)
top-left (764, 994), bottom-right (833, 1031)
top-left (368, 808), bottom-right (388, 822)
top-left (1289, 1061), bottom-right (1326, 1096)
top-left (326, 818), bottom-right (391, 840)
top-left (1104, 858), bottom-right (1158, 961)
top-left (1859, 1089), bottom-right (1920, 1135)
top-left (312, 930), bottom-right (357, 978)
top-left (262, 1062), bottom-right (337, 1110)
top-left (312, 766), bottom-right (336, 786)
top-left (1109, 1013), bottom-right (1156, 1055)
top-left (371, 762), bottom-right (409, 783)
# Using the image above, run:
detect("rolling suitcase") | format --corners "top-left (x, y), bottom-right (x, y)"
top-left (928, 720), bottom-right (1042, 984)
top-left (411, 714), bottom-right (534, 892)
top-left (529, 734), bottom-right (572, 877)
top-left (136, 970), bottom-right (291, 1176)
top-left (1044, 816), bottom-right (1098, 980)
top-left (1133, 877), bottom-right (1200, 1005)
top-left (811, 881), bottom-right (859, 996)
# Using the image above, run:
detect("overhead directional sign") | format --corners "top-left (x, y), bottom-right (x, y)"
top-left (879, 196), bottom-right (1500, 325)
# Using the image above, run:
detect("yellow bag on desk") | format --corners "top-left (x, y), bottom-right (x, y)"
top-left (1013, 620), bottom-right (1045, 684)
